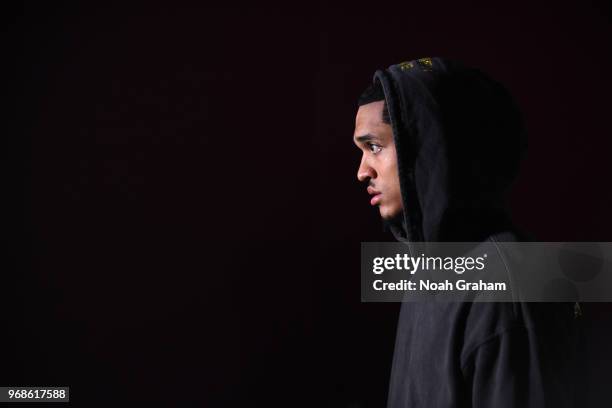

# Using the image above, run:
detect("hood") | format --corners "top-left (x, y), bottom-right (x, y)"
top-left (373, 58), bottom-right (527, 243)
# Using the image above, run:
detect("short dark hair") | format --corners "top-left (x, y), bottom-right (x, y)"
top-left (358, 82), bottom-right (391, 124)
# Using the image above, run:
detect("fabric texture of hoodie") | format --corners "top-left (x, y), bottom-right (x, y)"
top-left (370, 58), bottom-right (584, 408)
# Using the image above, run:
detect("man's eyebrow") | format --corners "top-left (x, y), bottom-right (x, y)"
top-left (354, 133), bottom-right (379, 143)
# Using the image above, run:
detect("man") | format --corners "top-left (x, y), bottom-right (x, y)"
top-left (354, 58), bottom-right (582, 407)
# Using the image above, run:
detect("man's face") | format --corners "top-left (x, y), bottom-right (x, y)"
top-left (354, 101), bottom-right (403, 220)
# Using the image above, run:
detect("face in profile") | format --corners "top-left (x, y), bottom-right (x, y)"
top-left (354, 100), bottom-right (403, 220)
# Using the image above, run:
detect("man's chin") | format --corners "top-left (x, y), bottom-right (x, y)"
top-left (379, 206), bottom-right (402, 221)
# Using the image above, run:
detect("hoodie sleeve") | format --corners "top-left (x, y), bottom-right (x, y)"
top-left (461, 325), bottom-right (578, 408)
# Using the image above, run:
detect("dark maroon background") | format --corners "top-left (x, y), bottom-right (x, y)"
top-left (7, 1), bottom-right (612, 406)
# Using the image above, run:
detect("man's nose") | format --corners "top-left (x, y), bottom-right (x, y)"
top-left (357, 156), bottom-right (376, 182)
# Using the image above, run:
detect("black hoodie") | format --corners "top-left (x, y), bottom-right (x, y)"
top-left (370, 58), bottom-right (584, 408)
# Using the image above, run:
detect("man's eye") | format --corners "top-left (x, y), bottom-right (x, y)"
top-left (368, 143), bottom-right (382, 154)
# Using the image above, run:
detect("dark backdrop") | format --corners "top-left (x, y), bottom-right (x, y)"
top-left (7, 1), bottom-right (612, 406)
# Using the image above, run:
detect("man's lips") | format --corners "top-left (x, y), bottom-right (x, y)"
top-left (367, 187), bottom-right (382, 206)
top-left (370, 194), bottom-right (382, 206)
